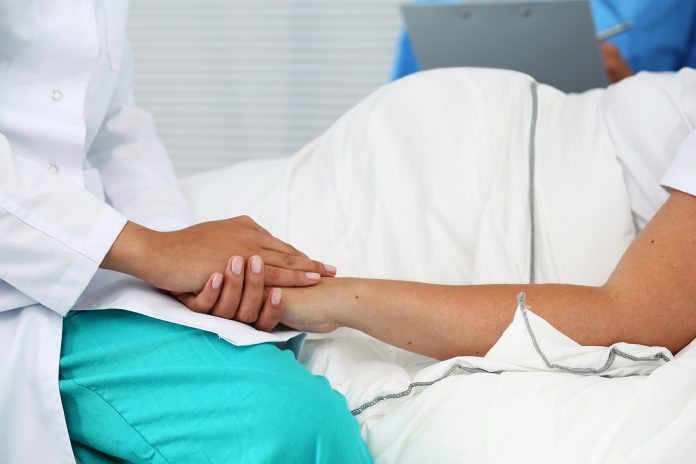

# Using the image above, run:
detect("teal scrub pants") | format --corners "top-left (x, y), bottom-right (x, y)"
top-left (58, 310), bottom-right (372, 464)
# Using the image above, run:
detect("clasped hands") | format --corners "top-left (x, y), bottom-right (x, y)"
top-left (170, 249), bottom-right (335, 333)
top-left (102, 215), bottom-right (335, 332)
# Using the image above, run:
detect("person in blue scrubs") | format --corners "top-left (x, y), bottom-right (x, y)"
top-left (392, 0), bottom-right (696, 83)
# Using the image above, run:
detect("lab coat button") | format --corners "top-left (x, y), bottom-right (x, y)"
top-left (47, 164), bottom-right (59, 174)
top-left (51, 90), bottom-right (63, 102)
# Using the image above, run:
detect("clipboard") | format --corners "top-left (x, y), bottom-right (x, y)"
top-left (402, 0), bottom-right (609, 93)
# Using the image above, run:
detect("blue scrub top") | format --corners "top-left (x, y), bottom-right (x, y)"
top-left (391, 0), bottom-right (696, 81)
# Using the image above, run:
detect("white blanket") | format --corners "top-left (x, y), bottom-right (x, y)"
top-left (181, 69), bottom-right (696, 463)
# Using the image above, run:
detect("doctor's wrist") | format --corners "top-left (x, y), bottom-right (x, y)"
top-left (101, 220), bottom-right (162, 281)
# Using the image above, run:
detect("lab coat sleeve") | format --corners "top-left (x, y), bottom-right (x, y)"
top-left (0, 136), bottom-right (127, 316)
top-left (87, 43), bottom-right (193, 232)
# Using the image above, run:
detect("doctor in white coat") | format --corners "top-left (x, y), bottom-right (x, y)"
top-left (0, 2), bottom-right (370, 463)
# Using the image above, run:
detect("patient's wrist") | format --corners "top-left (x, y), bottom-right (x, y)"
top-left (279, 278), bottom-right (363, 333)
top-left (326, 278), bottom-right (369, 330)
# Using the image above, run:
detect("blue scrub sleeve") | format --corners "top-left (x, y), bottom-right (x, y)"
top-left (391, 29), bottom-right (421, 81)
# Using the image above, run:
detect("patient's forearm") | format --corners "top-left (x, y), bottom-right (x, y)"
top-left (311, 279), bottom-right (613, 359)
top-left (284, 193), bottom-right (696, 359)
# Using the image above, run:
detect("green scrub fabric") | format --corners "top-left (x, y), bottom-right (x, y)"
top-left (58, 309), bottom-right (372, 464)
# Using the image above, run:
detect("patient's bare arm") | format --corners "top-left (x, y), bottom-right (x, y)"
top-left (282, 191), bottom-right (696, 359)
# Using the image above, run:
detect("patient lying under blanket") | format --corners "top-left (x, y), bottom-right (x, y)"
top-left (181, 67), bottom-right (696, 463)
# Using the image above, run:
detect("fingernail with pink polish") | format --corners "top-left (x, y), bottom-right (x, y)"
top-left (231, 256), bottom-right (243, 275)
top-left (212, 273), bottom-right (223, 289)
top-left (251, 256), bottom-right (263, 274)
top-left (271, 288), bottom-right (282, 305)
top-left (324, 264), bottom-right (337, 274)
top-left (305, 272), bottom-right (321, 281)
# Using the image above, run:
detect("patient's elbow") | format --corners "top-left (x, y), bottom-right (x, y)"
top-left (603, 283), bottom-right (696, 354)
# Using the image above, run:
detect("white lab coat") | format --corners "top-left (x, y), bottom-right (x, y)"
top-left (0, 2), bottom-right (193, 462)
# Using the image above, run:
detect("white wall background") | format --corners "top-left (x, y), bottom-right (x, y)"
top-left (128, 0), bottom-right (404, 176)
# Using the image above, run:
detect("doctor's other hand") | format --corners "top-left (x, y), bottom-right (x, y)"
top-left (102, 218), bottom-right (336, 296)
top-left (172, 255), bottom-right (286, 331)
top-left (600, 42), bottom-right (634, 84)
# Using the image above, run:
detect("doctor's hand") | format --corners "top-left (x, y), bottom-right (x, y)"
top-left (102, 218), bottom-right (336, 303)
top-left (172, 255), bottom-right (286, 331)
top-left (600, 43), bottom-right (634, 84)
